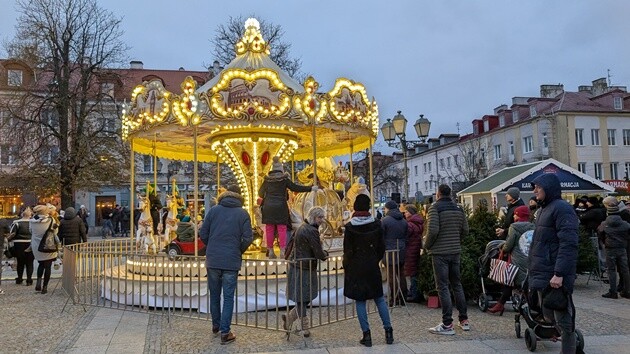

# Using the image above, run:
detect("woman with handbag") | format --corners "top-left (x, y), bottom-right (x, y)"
top-left (487, 205), bottom-right (533, 315)
top-left (29, 204), bottom-right (60, 294)
top-left (10, 208), bottom-right (34, 285)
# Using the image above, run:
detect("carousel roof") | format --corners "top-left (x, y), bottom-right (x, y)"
top-left (122, 18), bottom-right (379, 162)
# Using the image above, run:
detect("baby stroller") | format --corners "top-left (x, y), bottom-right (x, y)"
top-left (514, 288), bottom-right (585, 353)
top-left (477, 240), bottom-right (519, 312)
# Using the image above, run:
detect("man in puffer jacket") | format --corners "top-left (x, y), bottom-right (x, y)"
top-left (381, 200), bottom-right (407, 306)
top-left (58, 207), bottom-right (87, 245)
top-left (528, 173), bottom-right (579, 354)
top-left (597, 196), bottom-right (630, 299)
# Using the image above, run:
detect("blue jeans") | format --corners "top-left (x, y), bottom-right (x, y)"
top-left (102, 219), bottom-right (115, 237)
top-left (432, 254), bottom-right (468, 326)
top-left (207, 268), bottom-right (238, 334)
top-left (356, 296), bottom-right (391, 332)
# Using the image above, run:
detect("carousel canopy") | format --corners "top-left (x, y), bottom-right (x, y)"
top-left (122, 18), bottom-right (379, 163)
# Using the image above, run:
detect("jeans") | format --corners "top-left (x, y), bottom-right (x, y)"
top-left (207, 268), bottom-right (238, 334)
top-left (356, 296), bottom-right (391, 332)
top-left (101, 219), bottom-right (115, 237)
top-left (408, 273), bottom-right (420, 300)
top-left (432, 254), bottom-right (468, 326)
top-left (13, 242), bottom-right (34, 282)
top-left (538, 290), bottom-right (576, 353)
top-left (606, 248), bottom-right (630, 295)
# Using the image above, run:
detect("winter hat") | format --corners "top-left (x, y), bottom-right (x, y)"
top-left (353, 194), bottom-right (371, 211)
top-left (603, 196), bottom-right (620, 215)
top-left (271, 156), bottom-right (283, 172)
top-left (384, 200), bottom-right (398, 211)
top-left (587, 196), bottom-right (599, 206)
top-left (506, 187), bottom-right (520, 200)
top-left (80, 205), bottom-right (86, 209)
top-left (405, 204), bottom-right (418, 215)
top-left (33, 204), bottom-right (54, 215)
top-left (513, 205), bottom-right (530, 221)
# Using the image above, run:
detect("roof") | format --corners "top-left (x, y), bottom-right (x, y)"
top-left (458, 158), bottom-right (615, 195)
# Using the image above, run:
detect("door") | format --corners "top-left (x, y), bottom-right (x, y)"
top-left (95, 196), bottom-right (116, 226)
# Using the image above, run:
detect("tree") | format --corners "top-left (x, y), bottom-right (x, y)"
top-left (211, 15), bottom-right (302, 78)
top-left (350, 149), bottom-right (404, 198)
top-left (2, 0), bottom-right (129, 208)
top-left (444, 136), bottom-right (499, 186)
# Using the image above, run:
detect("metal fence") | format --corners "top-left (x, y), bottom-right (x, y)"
top-left (62, 240), bottom-right (402, 332)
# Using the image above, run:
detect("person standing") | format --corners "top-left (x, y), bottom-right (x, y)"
top-left (29, 204), bottom-right (60, 294)
top-left (283, 206), bottom-right (329, 338)
top-left (495, 187), bottom-right (525, 239)
top-left (78, 205), bottom-right (90, 236)
top-left (424, 184), bottom-right (470, 335)
top-left (258, 157), bottom-right (315, 259)
top-left (381, 200), bottom-right (408, 306)
top-left (343, 195), bottom-right (393, 347)
top-left (58, 207), bottom-right (87, 246)
top-left (9, 208), bottom-right (34, 285)
top-left (403, 203), bottom-right (424, 303)
top-left (199, 185), bottom-right (253, 345)
top-left (528, 173), bottom-right (579, 353)
top-left (101, 205), bottom-right (114, 239)
top-left (597, 196), bottom-right (630, 299)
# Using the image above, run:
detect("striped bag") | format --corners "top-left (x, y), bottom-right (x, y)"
top-left (488, 252), bottom-right (519, 286)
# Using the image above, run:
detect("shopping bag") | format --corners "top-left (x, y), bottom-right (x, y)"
top-left (488, 252), bottom-right (519, 286)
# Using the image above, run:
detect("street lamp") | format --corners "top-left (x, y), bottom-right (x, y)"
top-left (380, 111), bottom-right (431, 203)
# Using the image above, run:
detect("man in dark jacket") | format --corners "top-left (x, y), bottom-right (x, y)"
top-left (528, 173), bottom-right (579, 353)
top-left (424, 184), bottom-right (470, 335)
top-left (597, 196), bottom-right (630, 299)
top-left (381, 199), bottom-right (407, 306)
top-left (580, 196), bottom-right (606, 233)
top-left (58, 207), bottom-right (87, 245)
top-left (199, 185), bottom-right (253, 345)
top-left (496, 187), bottom-right (525, 239)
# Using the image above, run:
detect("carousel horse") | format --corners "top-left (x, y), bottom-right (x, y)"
top-left (163, 194), bottom-right (180, 244)
top-left (136, 196), bottom-right (157, 254)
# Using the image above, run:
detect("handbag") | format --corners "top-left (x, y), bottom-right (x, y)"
top-left (542, 285), bottom-right (569, 311)
top-left (38, 220), bottom-right (59, 253)
top-left (488, 251), bottom-right (519, 286)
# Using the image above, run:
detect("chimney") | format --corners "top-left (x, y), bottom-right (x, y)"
top-left (578, 85), bottom-right (592, 93)
top-left (512, 97), bottom-right (529, 106)
top-left (130, 60), bottom-right (144, 69)
top-left (540, 84), bottom-right (564, 98)
top-left (591, 78), bottom-right (608, 96)
top-left (493, 104), bottom-right (508, 115)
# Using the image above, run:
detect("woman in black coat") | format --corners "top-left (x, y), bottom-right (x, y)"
top-left (343, 195), bottom-right (393, 347)
top-left (258, 157), bottom-right (314, 258)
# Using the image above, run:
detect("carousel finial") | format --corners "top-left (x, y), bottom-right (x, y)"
top-left (236, 18), bottom-right (270, 55)
top-left (244, 18), bottom-right (260, 30)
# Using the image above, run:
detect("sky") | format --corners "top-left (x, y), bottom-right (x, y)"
top-left (1, 0), bottom-right (629, 154)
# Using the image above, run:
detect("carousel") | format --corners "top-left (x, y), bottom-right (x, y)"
top-left (105, 18), bottom-right (379, 310)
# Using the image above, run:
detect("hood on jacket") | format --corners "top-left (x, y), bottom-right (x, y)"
top-left (531, 173), bottom-right (561, 205)
top-left (407, 213), bottom-right (424, 227)
top-left (386, 209), bottom-right (405, 220)
top-left (264, 171), bottom-right (290, 182)
top-left (64, 207), bottom-right (77, 220)
top-left (604, 214), bottom-right (624, 227)
top-left (350, 215), bottom-right (375, 226)
top-left (217, 190), bottom-right (244, 208)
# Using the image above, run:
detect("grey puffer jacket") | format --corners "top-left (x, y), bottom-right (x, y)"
top-left (597, 214), bottom-right (630, 249)
top-left (381, 209), bottom-right (407, 263)
top-left (58, 207), bottom-right (87, 245)
top-left (424, 197), bottom-right (469, 256)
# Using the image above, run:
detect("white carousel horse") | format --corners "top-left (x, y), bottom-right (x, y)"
top-left (136, 196), bottom-right (157, 254)
top-left (163, 194), bottom-right (180, 244)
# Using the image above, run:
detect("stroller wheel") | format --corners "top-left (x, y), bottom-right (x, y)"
top-left (478, 294), bottom-right (490, 312)
top-left (576, 329), bottom-right (585, 354)
top-left (525, 328), bottom-right (537, 352)
top-left (515, 321), bottom-right (521, 338)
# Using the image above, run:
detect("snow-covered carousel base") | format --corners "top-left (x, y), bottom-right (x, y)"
top-left (100, 250), bottom-right (353, 313)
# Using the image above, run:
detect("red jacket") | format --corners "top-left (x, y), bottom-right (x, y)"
top-left (404, 213), bottom-right (424, 276)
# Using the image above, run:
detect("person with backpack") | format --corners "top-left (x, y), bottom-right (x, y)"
top-left (29, 204), bottom-right (60, 294)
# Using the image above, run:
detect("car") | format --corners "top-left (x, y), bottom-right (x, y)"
top-left (167, 237), bottom-right (206, 257)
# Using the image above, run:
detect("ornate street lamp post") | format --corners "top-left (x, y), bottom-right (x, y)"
top-left (381, 111), bottom-right (431, 203)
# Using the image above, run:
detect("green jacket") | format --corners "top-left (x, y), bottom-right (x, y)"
top-left (423, 197), bottom-right (469, 255)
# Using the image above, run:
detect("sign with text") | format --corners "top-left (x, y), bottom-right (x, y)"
top-left (506, 163), bottom-right (601, 191)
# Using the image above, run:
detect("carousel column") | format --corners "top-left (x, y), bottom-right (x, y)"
top-left (130, 139), bottom-right (135, 244)
top-left (216, 156), bottom-right (220, 192)
top-left (349, 144), bottom-right (354, 180)
top-left (368, 136), bottom-right (375, 216)
top-left (311, 118), bottom-right (318, 186)
top-left (193, 125), bottom-right (199, 256)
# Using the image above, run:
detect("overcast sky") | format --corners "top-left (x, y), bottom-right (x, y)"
top-left (1, 0), bottom-right (629, 153)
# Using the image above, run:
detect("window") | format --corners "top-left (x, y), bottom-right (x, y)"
top-left (509, 141), bottom-right (514, 156)
top-left (523, 136), bottom-right (533, 153)
top-left (591, 129), bottom-right (600, 146)
top-left (447, 156), bottom-right (451, 168)
top-left (624, 129), bottom-right (630, 146)
top-left (480, 148), bottom-right (486, 164)
top-left (415, 182), bottom-right (419, 192)
top-left (424, 181), bottom-right (428, 190)
top-left (0, 145), bottom-right (17, 165)
top-left (143, 155), bottom-right (154, 173)
top-left (454, 155), bottom-right (458, 166)
top-left (101, 82), bottom-right (115, 97)
top-left (577, 162), bottom-right (586, 174)
top-left (439, 158), bottom-right (445, 170)
top-left (626, 163), bottom-right (630, 179)
top-left (499, 115), bottom-right (505, 127)
top-left (414, 165), bottom-right (418, 176)
top-left (427, 162), bottom-right (431, 172)
top-left (542, 132), bottom-right (549, 148)
top-left (7, 69), bottom-right (23, 86)
top-left (594, 163), bottom-right (603, 180)
top-left (423, 163), bottom-right (427, 173)
top-left (102, 116), bottom-right (116, 133)
top-left (41, 146), bottom-right (59, 165)
top-left (529, 105), bottom-right (537, 117)
top-left (513, 110), bottom-right (519, 122)
top-left (610, 162), bottom-right (619, 179)
top-left (575, 129), bottom-right (584, 146)
top-left (614, 97), bottom-right (623, 110)
top-left (43, 109), bottom-right (59, 127)
top-left (608, 129), bottom-right (617, 146)
top-left (493, 144), bottom-right (502, 160)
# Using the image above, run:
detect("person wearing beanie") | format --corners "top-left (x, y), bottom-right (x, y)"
top-left (580, 196), bottom-right (606, 233)
top-left (381, 199), bottom-right (408, 306)
top-left (258, 157), bottom-right (317, 259)
top-left (496, 187), bottom-right (525, 239)
top-left (343, 195), bottom-right (394, 346)
top-left (487, 205), bottom-right (534, 315)
top-left (402, 203), bottom-right (424, 303)
top-left (597, 196), bottom-right (630, 299)
top-left (528, 196), bottom-right (540, 222)
top-left (58, 206), bottom-right (87, 246)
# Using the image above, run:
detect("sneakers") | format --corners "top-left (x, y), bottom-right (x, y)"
top-left (428, 323), bottom-right (455, 335)
top-left (620, 292), bottom-right (630, 299)
top-left (458, 320), bottom-right (471, 331)
top-left (220, 332), bottom-right (236, 345)
top-left (602, 292), bottom-right (619, 299)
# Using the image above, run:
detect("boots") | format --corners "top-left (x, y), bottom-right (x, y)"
top-left (282, 308), bottom-right (298, 331)
top-left (35, 278), bottom-right (42, 292)
top-left (360, 330), bottom-right (372, 347)
top-left (487, 302), bottom-right (505, 315)
top-left (267, 248), bottom-right (277, 259)
top-left (300, 316), bottom-right (310, 337)
top-left (15, 277), bottom-right (23, 285)
top-left (385, 327), bottom-right (394, 344)
top-left (41, 286), bottom-right (47, 294)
